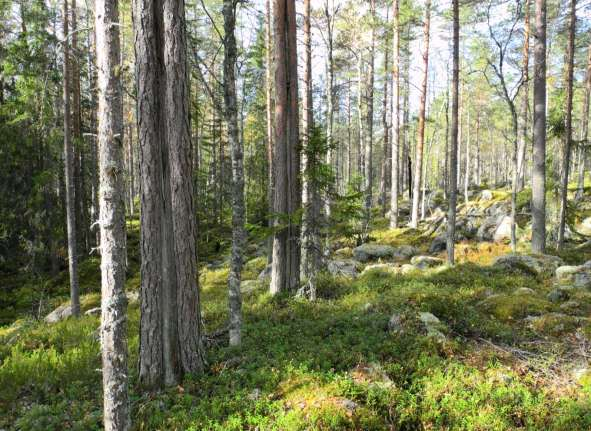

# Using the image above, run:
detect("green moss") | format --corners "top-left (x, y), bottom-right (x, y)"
top-left (478, 293), bottom-right (553, 321)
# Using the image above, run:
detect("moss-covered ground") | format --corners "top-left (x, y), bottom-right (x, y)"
top-left (2, 189), bottom-right (591, 430)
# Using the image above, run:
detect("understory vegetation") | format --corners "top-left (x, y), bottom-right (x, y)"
top-left (2, 188), bottom-right (591, 430)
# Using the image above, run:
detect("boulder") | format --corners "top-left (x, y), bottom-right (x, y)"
top-left (578, 217), bottom-right (591, 236)
top-left (514, 287), bottom-right (535, 295)
top-left (327, 260), bottom-right (358, 278)
top-left (387, 311), bottom-right (446, 340)
top-left (241, 280), bottom-right (259, 295)
top-left (410, 255), bottom-right (444, 269)
top-left (555, 264), bottom-right (591, 289)
top-left (480, 190), bottom-right (494, 201)
top-left (547, 288), bottom-right (569, 303)
top-left (476, 215), bottom-right (501, 241)
top-left (45, 303), bottom-right (73, 323)
top-left (361, 263), bottom-right (398, 276)
top-left (392, 245), bottom-right (419, 260)
top-left (85, 307), bottom-right (101, 316)
top-left (559, 300), bottom-right (581, 311)
top-left (429, 236), bottom-right (446, 253)
top-left (493, 254), bottom-right (564, 277)
top-left (418, 312), bottom-right (446, 340)
top-left (333, 247), bottom-right (353, 258)
top-left (400, 264), bottom-right (417, 274)
top-left (258, 264), bottom-right (272, 281)
top-left (353, 244), bottom-right (395, 262)
top-left (493, 216), bottom-right (512, 242)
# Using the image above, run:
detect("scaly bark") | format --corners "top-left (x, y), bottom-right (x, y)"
top-left (223, 0), bottom-right (245, 345)
top-left (270, 0), bottom-right (300, 294)
top-left (410, 0), bottom-right (431, 228)
top-left (557, 0), bottom-right (576, 249)
top-left (390, 0), bottom-right (400, 228)
top-left (576, 44), bottom-right (591, 199)
top-left (63, 0), bottom-right (80, 317)
top-left (447, 0), bottom-right (459, 265)
top-left (531, 0), bottom-right (547, 253)
top-left (95, 0), bottom-right (130, 427)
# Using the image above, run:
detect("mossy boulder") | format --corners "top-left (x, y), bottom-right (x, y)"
top-left (360, 263), bottom-right (398, 276)
top-left (525, 312), bottom-right (583, 337)
top-left (353, 244), bottom-right (395, 262)
top-left (410, 255), bottom-right (444, 269)
top-left (327, 260), bottom-right (359, 278)
top-left (478, 293), bottom-right (553, 321)
top-left (492, 253), bottom-right (564, 277)
top-left (555, 263), bottom-right (591, 289)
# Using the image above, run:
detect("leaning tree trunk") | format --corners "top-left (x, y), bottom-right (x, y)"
top-left (557, 0), bottom-right (576, 249)
top-left (223, 0), bottom-right (245, 346)
top-left (531, 0), bottom-right (547, 253)
top-left (389, 0), bottom-right (400, 229)
top-left (63, 0), bottom-right (80, 317)
top-left (577, 43), bottom-right (591, 199)
top-left (410, 0), bottom-right (431, 228)
top-left (95, 0), bottom-right (129, 427)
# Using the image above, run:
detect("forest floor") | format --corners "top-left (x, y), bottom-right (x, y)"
top-left (2, 187), bottom-right (591, 430)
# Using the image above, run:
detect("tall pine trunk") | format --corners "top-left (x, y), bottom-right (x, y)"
top-left (517, 0), bottom-right (530, 191)
top-left (531, 0), bottom-right (547, 253)
top-left (577, 44), bottom-right (591, 199)
top-left (223, 0), bottom-right (245, 346)
top-left (389, 0), bottom-right (400, 228)
top-left (447, 0), bottom-right (459, 265)
top-left (301, 0), bottom-right (320, 300)
top-left (363, 0), bottom-right (376, 236)
top-left (411, 0), bottom-right (431, 228)
top-left (63, 0), bottom-right (80, 317)
top-left (95, 0), bottom-right (129, 427)
top-left (557, 0), bottom-right (576, 249)
top-left (270, 0), bottom-right (300, 295)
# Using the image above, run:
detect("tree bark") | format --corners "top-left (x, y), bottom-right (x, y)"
top-left (223, 0), bottom-right (245, 346)
top-left (95, 0), bottom-right (130, 427)
top-left (324, 0), bottom-right (335, 219)
top-left (379, 5), bottom-right (390, 216)
top-left (410, 0), bottom-right (431, 228)
top-left (363, 0), bottom-right (375, 236)
top-left (301, 0), bottom-right (320, 300)
top-left (135, 0), bottom-right (204, 389)
top-left (164, 0), bottom-right (203, 374)
top-left (557, 0), bottom-right (576, 249)
top-left (390, 0), bottom-right (400, 229)
top-left (63, 0), bottom-right (81, 317)
top-left (270, 0), bottom-right (300, 295)
top-left (265, 0), bottom-right (274, 263)
top-left (531, 0), bottom-right (547, 253)
top-left (577, 43), bottom-right (591, 199)
top-left (447, 0), bottom-right (459, 265)
top-left (517, 0), bottom-right (530, 191)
